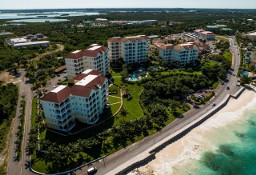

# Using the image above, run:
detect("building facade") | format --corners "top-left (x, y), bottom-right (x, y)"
top-left (155, 42), bottom-right (199, 67)
top-left (65, 44), bottom-right (109, 81)
top-left (108, 35), bottom-right (149, 64)
top-left (194, 29), bottom-right (215, 41)
top-left (41, 70), bottom-right (108, 132)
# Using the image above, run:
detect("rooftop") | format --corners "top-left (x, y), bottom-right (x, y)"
top-left (65, 44), bottom-right (108, 59)
top-left (51, 85), bottom-right (67, 93)
top-left (41, 70), bottom-right (106, 103)
top-left (75, 74), bottom-right (98, 86)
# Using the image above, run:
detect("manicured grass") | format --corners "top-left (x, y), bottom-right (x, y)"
top-left (122, 84), bottom-right (144, 121)
top-left (212, 80), bottom-right (220, 89)
top-left (31, 98), bottom-right (37, 129)
top-left (109, 85), bottom-right (120, 96)
top-left (32, 157), bottom-right (48, 173)
top-left (109, 96), bottom-right (121, 104)
top-left (113, 76), bottom-right (122, 86)
top-left (110, 103), bottom-right (122, 115)
top-left (216, 36), bottom-right (229, 42)
top-left (223, 51), bottom-right (232, 62)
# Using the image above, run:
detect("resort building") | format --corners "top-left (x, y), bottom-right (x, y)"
top-left (245, 32), bottom-right (256, 41)
top-left (65, 44), bottom-right (109, 81)
top-left (194, 29), bottom-right (215, 41)
top-left (155, 42), bottom-right (199, 67)
top-left (108, 35), bottom-right (149, 64)
top-left (41, 69), bottom-right (108, 132)
top-left (5, 37), bottom-right (50, 48)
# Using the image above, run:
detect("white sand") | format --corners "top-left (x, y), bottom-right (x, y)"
top-left (132, 88), bottom-right (256, 175)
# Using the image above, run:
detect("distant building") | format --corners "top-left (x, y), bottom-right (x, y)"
top-left (35, 33), bottom-right (44, 38)
top-left (6, 35), bottom-right (49, 48)
top-left (155, 42), bottom-right (199, 67)
top-left (206, 25), bottom-right (227, 32)
top-left (8, 38), bottom-right (27, 45)
top-left (246, 32), bottom-right (256, 41)
top-left (108, 35), bottom-right (149, 64)
top-left (65, 44), bottom-right (109, 81)
top-left (194, 29), bottom-right (215, 41)
top-left (41, 70), bottom-right (108, 132)
top-left (13, 41), bottom-right (50, 48)
top-left (94, 18), bottom-right (109, 26)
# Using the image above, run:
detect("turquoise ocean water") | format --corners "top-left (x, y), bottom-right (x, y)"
top-left (174, 108), bottom-right (256, 175)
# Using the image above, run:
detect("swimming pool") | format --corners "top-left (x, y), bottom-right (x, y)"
top-left (241, 71), bottom-right (249, 76)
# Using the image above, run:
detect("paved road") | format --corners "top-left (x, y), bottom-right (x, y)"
top-left (7, 69), bottom-right (34, 175)
top-left (75, 37), bottom-right (241, 175)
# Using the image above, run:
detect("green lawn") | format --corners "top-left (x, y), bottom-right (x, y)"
top-left (212, 80), bottom-right (220, 89)
top-left (110, 103), bottom-right (121, 115)
top-left (110, 68), bottom-right (122, 77)
top-left (113, 76), bottom-right (122, 86)
top-left (109, 96), bottom-right (121, 104)
top-left (31, 98), bottom-right (37, 129)
top-left (32, 157), bottom-right (48, 173)
top-left (216, 36), bottom-right (229, 42)
top-left (109, 85), bottom-right (120, 96)
top-left (223, 51), bottom-right (232, 62)
top-left (122, 84), bottom-right (144, 121)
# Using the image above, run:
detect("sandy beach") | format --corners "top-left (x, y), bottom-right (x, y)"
top-left (130, 88), bottom-right (256, 175)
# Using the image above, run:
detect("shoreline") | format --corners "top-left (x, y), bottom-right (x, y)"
top-left (131, 88), bottom-right (256, 175)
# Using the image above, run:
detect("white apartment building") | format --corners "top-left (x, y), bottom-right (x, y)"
top-left (65, 44), bottom-right (109, 81)
top-left (108, 35), bottom-right (149, 64)
top-left (155, 42), bottom-right (199, 67)
top-left (41, 69), bottom-right (108, 132)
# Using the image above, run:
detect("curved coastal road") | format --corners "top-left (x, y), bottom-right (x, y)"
top-left (75, 37), bottom-right (241, 175)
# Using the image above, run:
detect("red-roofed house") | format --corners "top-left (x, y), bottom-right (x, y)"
top-left (155, 42), bottom-right (199, 67)
top-left (41, 70), bottom-right (108, 132)
top-left (194, 29), bottom-right (215, 41)
top-left (65, 44), bottom-right (109, 82)
top-left (108, 35), bottom-right (149, 64)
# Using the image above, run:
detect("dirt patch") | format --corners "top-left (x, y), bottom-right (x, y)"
top-left (0, 71), bottom-right (19, 84)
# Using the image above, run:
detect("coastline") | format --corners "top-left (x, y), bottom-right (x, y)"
top-left (131, 88), bottom-right (256, 175)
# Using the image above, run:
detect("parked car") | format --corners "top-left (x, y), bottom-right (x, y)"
top-left (87, 167), bottom-right (97, 174)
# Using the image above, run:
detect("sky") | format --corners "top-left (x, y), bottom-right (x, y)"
top-left (1, 0), bottom-right (256, 9)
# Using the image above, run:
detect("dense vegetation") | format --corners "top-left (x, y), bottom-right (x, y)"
top-left (0, 82), bottom-right (18, 175)
top-left (1, 9), bottom-right (255, 72)
top-left (0, 82), bottom-right (18, 151)
top-left (14, 97), bottom-right (25, 160)
top-left (25, 54), bottom-right (65, 88)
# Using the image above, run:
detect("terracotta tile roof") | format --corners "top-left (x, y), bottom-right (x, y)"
top-left (41, 86), bottom-right (71, 103)
top-left (173, 44), bottom-right (198, 51)
top-left (154, 43), bottom-right (173, 50)
top-left (194, 29), bottom-right (205, 33)
top-left (41, 70), bottom-right (107, 102)
top-left (108, 37), bottom-right (122, 42)
top-left (65, 45), bottom-right (108, 59)
top-left (108, 36), bottom-right (148, 43)
top-left (54, 65), bottom-right (66, 73)
top-left (72, 75), bottom-right (106, 97)
top-left (83, 45), bottom-right (108, 57)
top-left (73, 70), bottom-right (100, 81)
top-left (65, 51), bottom-right (85, 59)
top-left (155, 42), bottom-right (198, 51)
